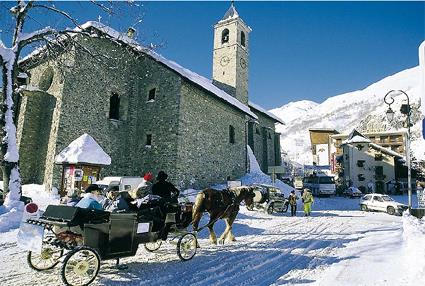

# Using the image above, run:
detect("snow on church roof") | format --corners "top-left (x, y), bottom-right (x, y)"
top-left (79, 21), bottom-right (258, 119)
top-left (248, 101), bottom-right (285, 124)
top-left (221, 3), bottom-right (239, 21)
top-left (55, 133), bottom-right (111, 165)
top-left (20, 21), bottom-right (257, 119)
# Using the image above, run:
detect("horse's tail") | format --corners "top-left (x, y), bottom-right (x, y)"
top-left (192, 191), bottom-right (205, 230)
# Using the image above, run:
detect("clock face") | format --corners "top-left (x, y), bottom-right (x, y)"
top-left (240, 58), bottom-right (247, 69)
top-left (220, 56), bottom-right (230, 66)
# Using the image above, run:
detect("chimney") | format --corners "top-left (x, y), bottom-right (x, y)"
top-left (127, 27), bottom-right (136, 38)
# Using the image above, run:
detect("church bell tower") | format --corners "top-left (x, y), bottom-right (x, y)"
top-left (212, 2), bottom-right (251, 105)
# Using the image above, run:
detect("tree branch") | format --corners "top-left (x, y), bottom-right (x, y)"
top-left (32, 4), bottom-right (81, 29)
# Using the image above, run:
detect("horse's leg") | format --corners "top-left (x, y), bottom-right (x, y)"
top-left (207, 216), bottom-right (218, 245)
top-left (192, 192), bottom-right (205, 231)
top-left (225, 215), bottom-right (237, 242)
top-left (218, 215), bottom-right (234, 244)
top-left (218, 218), bottom-right (230, 244)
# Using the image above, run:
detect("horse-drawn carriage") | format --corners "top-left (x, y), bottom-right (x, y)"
top-left (246, 184), bottom-right (289, 214)
top-left (23, 199), bottom-right (197, 286)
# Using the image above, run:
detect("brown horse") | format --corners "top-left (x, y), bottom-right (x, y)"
top-left (192, 186), bottom-right (256, 244)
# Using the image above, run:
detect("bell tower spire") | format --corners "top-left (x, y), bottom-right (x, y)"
top-left (212, 2), bottom-right (251, 105)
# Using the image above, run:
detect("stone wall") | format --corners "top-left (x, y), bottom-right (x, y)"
top-left (52, 37), bottom-right (182, 189)
top-left (17, 35), bottom-right (270, 191)
top-left (176, 81), bottom-right (247, 188)
top-left (248, 110), bottom-right (279, 173)
top-left (17, 56), bottom-right (70, 188)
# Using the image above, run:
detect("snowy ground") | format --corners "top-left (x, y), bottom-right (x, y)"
top-left (1, 195), bottom-right (423, 286)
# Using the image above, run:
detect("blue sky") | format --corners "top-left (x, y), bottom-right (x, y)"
top-left (1, 1), bottom-right (425, 109)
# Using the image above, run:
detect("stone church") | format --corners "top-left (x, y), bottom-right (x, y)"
top-left (16, 3), bottom-right (283, 191)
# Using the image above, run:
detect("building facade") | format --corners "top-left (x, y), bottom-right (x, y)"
top-left (340, 130), bottom-right (404, 193)
top-left (16, 4), bottom-right (282, 191)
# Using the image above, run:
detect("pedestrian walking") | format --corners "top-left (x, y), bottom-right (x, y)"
top-left (288, 190), bottom-right (298, 216)
top-left (302, 188), bottom-right (314, 216)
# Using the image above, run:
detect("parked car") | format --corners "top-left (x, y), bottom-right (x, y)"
top-left (247, 184), bottom-right (289, 214)
top-left (359, 194), bottom-right (408, 215)
top-left (303, 175), bottom-right (336, 196)
top-left (343, 187), bottom-right (363, 198)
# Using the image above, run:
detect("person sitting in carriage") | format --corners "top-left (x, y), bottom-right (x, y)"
top-left (102, 185), bottom-right (130, 212)
top-left (75, 184), bottom-right (104, 211)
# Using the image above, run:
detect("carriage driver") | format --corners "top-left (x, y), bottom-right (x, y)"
top-left (152, 171), bottom-right (180, 202)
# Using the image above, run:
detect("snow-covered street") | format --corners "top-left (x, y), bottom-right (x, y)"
top-left (1, 196), bottom-right (422, 286)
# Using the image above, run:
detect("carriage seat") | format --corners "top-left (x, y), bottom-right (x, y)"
top-left (40, 205), bottom-right (110, 227)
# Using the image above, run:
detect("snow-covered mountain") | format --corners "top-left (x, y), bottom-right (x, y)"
top-left (270, 66), bottom-right (425, 165)
top-left (269, 100), bottom-right (319, 124)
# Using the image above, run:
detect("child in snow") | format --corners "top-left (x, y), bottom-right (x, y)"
top-left (302, 188), bottom-right (314, 216)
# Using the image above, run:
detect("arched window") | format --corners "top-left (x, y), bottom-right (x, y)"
top-left (240, 31), bottom-right (246, 47)
top-left (109, 92), bottom-right (120, 120)
top-left (229, 125), bottom-right (235, 144)
top-left (221, 29), bottom-right (229, 44)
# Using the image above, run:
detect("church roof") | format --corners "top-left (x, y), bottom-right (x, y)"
top-left (248, 101), bottom-right (285, 125)
top-left (221, 3), bottom-right (239, 21)
top-left (21, 21), bottom-right (257, 120)
top-left (55, 133), bottom-right (111, 165)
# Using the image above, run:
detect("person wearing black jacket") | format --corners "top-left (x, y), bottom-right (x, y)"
top-left (151, 171), bottom-right (180, 240)
top-left (151, 171), bottom-right (179, 201)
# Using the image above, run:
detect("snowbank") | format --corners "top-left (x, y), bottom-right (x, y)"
top-left (0, 200), bottom-right (24, 233)
top-left (402, 213), bottom-right (425, 282)
top-left (241, 146), bottom-right (294, 196)
top-left (0, 184), bottom-right (59, 233)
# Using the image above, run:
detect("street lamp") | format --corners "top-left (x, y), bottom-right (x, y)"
top-left (384, 90), bottom-right (413, 211)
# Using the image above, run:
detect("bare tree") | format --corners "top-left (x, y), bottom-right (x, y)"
top-left (0, 0), bottom-right (145, 204)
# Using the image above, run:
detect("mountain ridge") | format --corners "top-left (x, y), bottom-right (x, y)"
top-left (269, 66), bottom-right (424, 165)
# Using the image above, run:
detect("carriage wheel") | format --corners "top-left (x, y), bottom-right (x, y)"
top-left (27, 245), bottom-right (63, 271)
top-left (61, 246), bottom-right (100, 286)
top-left (177, 233), bottom-right (197, 261)
top-left (144, 240), bottom-right (162, 252)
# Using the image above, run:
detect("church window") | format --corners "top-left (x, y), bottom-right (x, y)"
top-left (255, 127), bottom-right (260, 135)
top-left (241, 31), bottom-right (246, 47)
top-left (109, 92), bottom-right (120, 120)
top-left (146, 134), bottom-right (152, 147)
top-left (148, 88), bottom-right (156, 101)
top-left (229, 125), bottom-right (235, 144)
top-left (268, 132), bottom-right (272, 139)
top-left (222, 29), bottom-right (229, 44)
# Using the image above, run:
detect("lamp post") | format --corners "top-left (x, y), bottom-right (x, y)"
top-left (384, 90), bottom-right (412, 211)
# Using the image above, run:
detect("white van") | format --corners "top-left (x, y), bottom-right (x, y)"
top-left (96, 176), bottom-right (144, 193)
top-left (294, 177), bottom-right (304, 190)
top-left (303, 175), bottom-right (336, 196)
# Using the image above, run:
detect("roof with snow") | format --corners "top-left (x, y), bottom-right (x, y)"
top-left (55, 133), bottom-right (111, 165)
top-left (248, 101), bottom-right (285, 125)
top-left (221, 3), bottom-right (239, 21)
top-left (369, 143), bottom-right (404, 159)
top-left (21, 21), bottom-right (257, 120)
top-left (342, 129), bottom-right (371, 144)
top-left (309, 128), bottom-right (339, 133)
